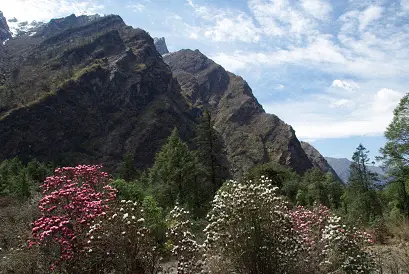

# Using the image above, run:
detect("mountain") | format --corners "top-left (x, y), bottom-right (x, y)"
top-left (153, 37), bottom-right (169, 55)
top-left (300, 141), bottom-right (342, 182)
top-left (0, 14), bottom-right (195, 170)
top-left (325, 157), bottom-right (386, 183)
top-left (0, 13), bottom-right (317, 178)
top-left (0, 11), bottom-right (12, 43)
top-left (164, 49), bottom-right (313, 177)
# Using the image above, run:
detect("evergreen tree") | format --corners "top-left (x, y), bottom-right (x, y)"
top-left (118, 152), bottom-right (138, 181)
top-left (377, 93), bottom-right (409, 218)
top-left (195, 110), bottom-right (228, 194)
top-left (148, 128), bottom-right (199, 212)
top-left (343, 144), bottom-right (382, 225)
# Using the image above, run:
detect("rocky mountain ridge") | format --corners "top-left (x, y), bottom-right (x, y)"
top-left (164, 49), bottom-right (313, 177)
top-left (0, 11), bottom-right (11, 43)
top-left (0, 12), bottom-right (330, 178)
top-left (300, 141), bottom-right (342, 182)
top-left (0, 14), bottom-right (195, 171)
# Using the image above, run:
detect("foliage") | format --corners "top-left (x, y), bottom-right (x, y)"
top-left (84, 200), bottom-right (161, 273)
top-left (111, 178), bottom-right (144, 202)
top-left (195, 110), bottom-right (229, 194)
top-left (148, 128), bottom-right (205, 216)
top-left (29, 165), bottom-right (117, 270)
top-left (378, 93), bottom-right (409, 218)
top-left (117, 152), bottom-right (138, 182)
top-left (343, 144), bottom-right (383, 225)
top-left (142, 195), bottom-right (167, 245)
top-left (0, 158), bottom-right (50, 198)
top-left (295, 168), bottom-right (344, 209)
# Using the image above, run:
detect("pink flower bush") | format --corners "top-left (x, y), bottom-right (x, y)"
top-left (290, 204), bottom-right (376, 273)
top-left (29, 165), bottom-right (117, 268)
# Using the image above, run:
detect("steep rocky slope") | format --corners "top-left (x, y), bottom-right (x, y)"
top-left (164, 49), bottom-right (313, 177)
top-left (0, 13), bottom-right (318, 178)
top-left (300, 141), bottom-right (342, 182)
top-left (0, 14), bottom-right (195, 169)
top-left (0, 11), bottom-right (11, 42)
top-left (153, 37), bottom-right (169, 55)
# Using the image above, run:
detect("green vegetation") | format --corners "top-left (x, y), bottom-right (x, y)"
top-left (1, 93), bottom-right (409, 273)
top-left (0, 158), bottom-right (51, 198)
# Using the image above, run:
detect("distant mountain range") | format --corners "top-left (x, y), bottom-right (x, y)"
top-left (324, 157), bottom-right (386, 183)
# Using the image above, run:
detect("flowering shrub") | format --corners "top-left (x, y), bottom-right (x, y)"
top-left (290, 205), bottom-right (376, 273)
top-left (84, 200), bottom-right (161, 273)
top-left (29, 165), bottom-right (117, 270)
top-left (167, 205), bottom-right (203, 273)
top-left (167, 176), bottom-right (376, 274)
top-left (203, 177), bottom-right (302, 273)
top-left (320, 215), bottom-right (376, 273)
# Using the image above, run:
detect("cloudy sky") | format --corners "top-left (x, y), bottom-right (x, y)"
top-left (2, 0), bottom-right (408, 161)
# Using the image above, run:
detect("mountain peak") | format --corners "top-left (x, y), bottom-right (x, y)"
top-left (153, 37), bottom-right (169, 55)
top-left (0, 11), bottom-right (12, 43)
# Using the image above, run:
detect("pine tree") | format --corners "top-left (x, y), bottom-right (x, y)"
top-left (148, 128), bottom-right (198, 211)
top-left (343, 144), bottom-right (382, 224)
top-left (195, 110), bottom-right (228, 194)
top-left (118, 152), bottom-right (138, 181)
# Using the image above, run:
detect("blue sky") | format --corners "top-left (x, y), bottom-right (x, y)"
top-left (2, 0), bottom-right (409, 161)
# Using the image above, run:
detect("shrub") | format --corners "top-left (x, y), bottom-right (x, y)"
top-left (29, 165), bottom-right (117, 271)
top-left (203, 177), bottom-right (302, 273)
top-left (84, 200), bottom-right (161, 273)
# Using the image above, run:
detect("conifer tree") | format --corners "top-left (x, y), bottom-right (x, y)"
top-left (343, 144), bottom-right (382, 224)
top-left (148, 128), bottom-right (198, 211)
top-left (195, 110), bottom-right (228, 194)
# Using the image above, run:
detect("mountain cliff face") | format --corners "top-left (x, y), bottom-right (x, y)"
top-left (300, 141), bottom-right (342, 182)
top-left (164, 49), bottom-right (313, 177)
top-left (0, 13), bottom-right (319, 178)
top-left (0, 11), bottom-right (11, 42)
top-left (0, 14), bottom-right (195, 169)
top-left (153, 37), bottom-right (169, 55)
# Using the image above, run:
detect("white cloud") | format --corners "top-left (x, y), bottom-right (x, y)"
top-left (301, 0), bottom-right (332, 20)
top-left (401, 0), bottom-right (409, 11)
top-left (331, 80), bottom-right (359, 92)
top-left (263, 85), bottom-right (406, 139)
top-left (185, 0), bottom-right (260, 43)
top-left (203, 15), bottom-right (260, 43)
top-left (189, 32), bottom-right (199, 39)
top-left (248, 0), bottom-right (316, 37)
top-left (1, 0), bottom-right (103, 22)
top-left (127, 3), bottom-right (145, 13)
top-left (358, 5), bottom-right (383, 31)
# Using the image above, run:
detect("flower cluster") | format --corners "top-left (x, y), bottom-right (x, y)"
top-left (29, 165), bottom-right (117, 269)
top-left (84, 200), bottom-right (160, 273)
top-left (167, 205), bottom-right (203, 273)
top-left (203, 177), bottom-right (302, 273)
top-left (320, 215), bottom-right (376, 273)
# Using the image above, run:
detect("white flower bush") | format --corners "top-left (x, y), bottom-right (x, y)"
top-left (167, 205), bottom-right (203, 273)
top-left (319, 215), bottom-right (376, 273)
top-left (84, 200), bottom-right (161, 273)
top-left (202, 177), bottom-right (303, 273)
